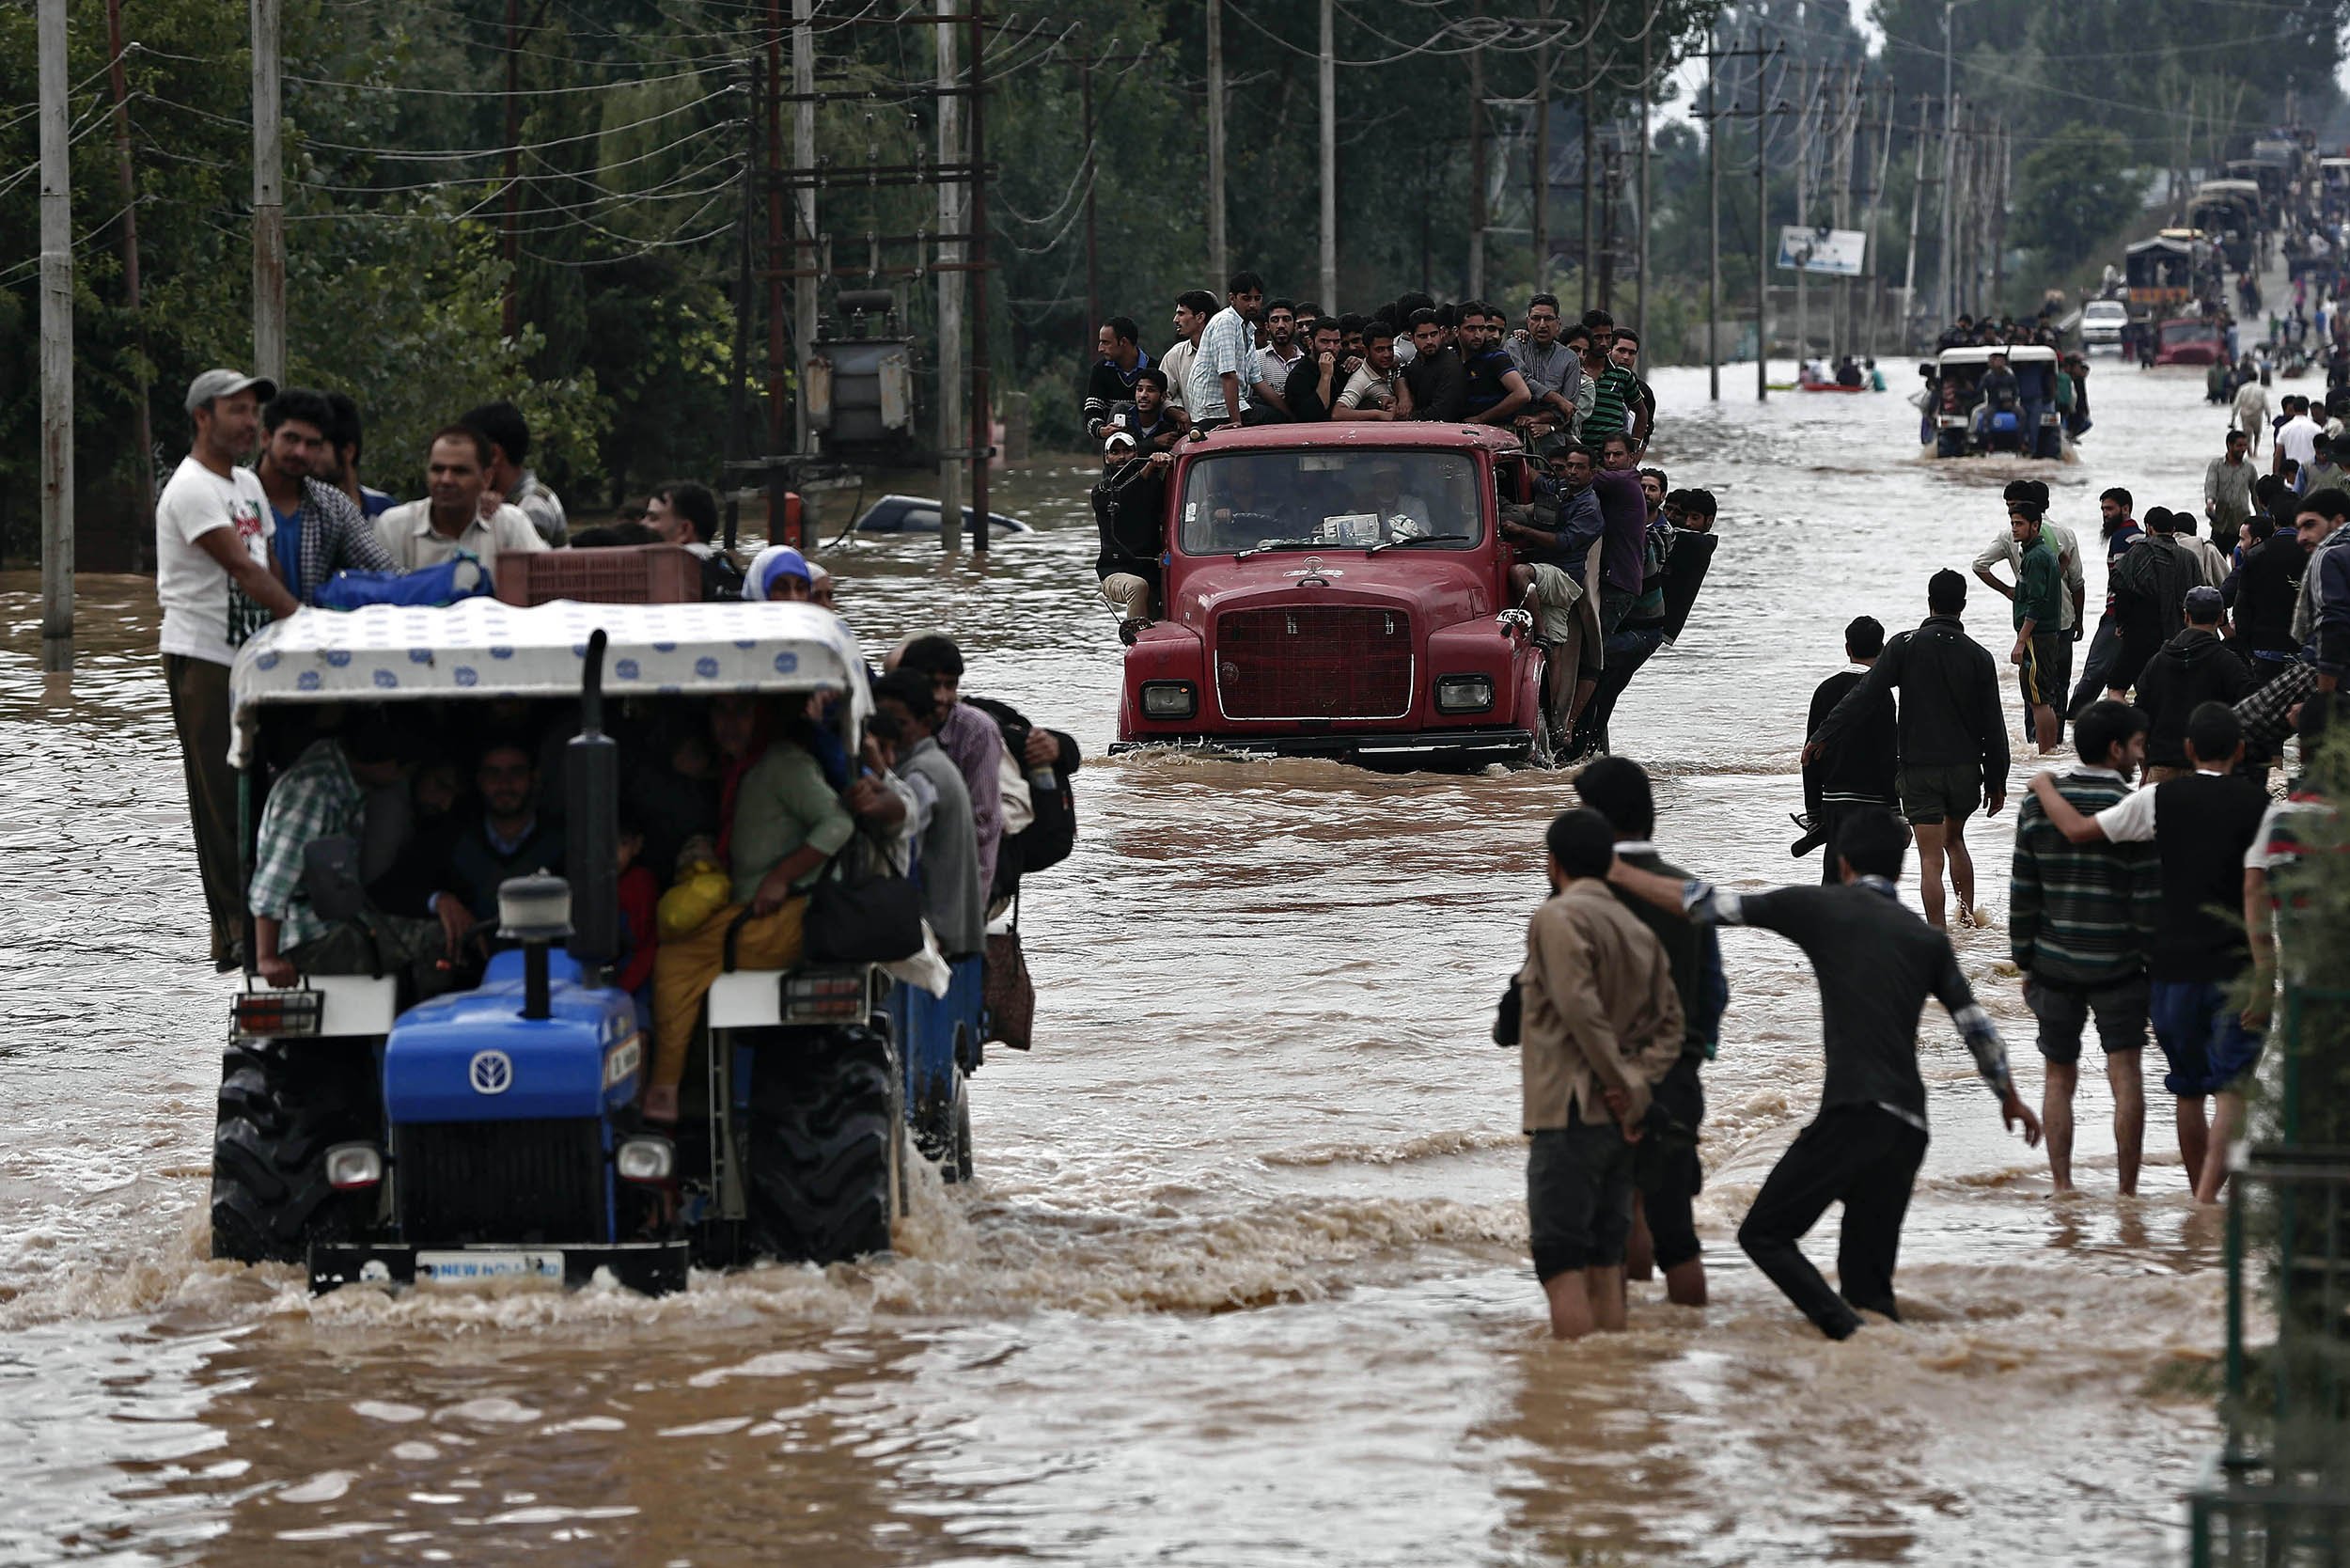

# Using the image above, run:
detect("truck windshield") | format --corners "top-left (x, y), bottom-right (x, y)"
top-left (1177, 449), bottom-right (1484, 556)
top-left (2161, 321), bottom-right (2217, 347)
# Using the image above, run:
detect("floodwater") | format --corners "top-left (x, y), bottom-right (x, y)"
top-left (0, 357), bottom-right (2250, 1565)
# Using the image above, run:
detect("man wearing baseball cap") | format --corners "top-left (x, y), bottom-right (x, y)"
top-left (157, 368), bottom-right (300, 969)
top-left (2135, 583), bottom-right (2253, 782)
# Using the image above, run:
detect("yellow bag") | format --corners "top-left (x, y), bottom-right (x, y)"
top-left (657, 865), bottom-right (734, 940)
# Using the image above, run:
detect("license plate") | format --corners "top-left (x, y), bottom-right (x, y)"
top-left (415, 1249), bottom-right (564, 1283)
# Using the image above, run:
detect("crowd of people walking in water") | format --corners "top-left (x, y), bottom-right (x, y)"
top-left (148, 260), bottom-right (2342, 1350)
top-left (1501, 362), bottom-right (2342, 1343)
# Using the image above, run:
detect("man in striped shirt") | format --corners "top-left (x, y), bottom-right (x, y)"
top-left (2011, 699), bottom-right (2161, 1194)
top-left (1188, 271), bottom-right (1266, 431)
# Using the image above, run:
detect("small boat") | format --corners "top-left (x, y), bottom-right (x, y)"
top-left (1798, 380), bottom-right (1870, 393)
top-left (852, 494), bottom-right (1033, 536)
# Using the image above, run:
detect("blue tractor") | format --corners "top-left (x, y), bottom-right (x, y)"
top-left (212, 600), bottom-right (983, 1292)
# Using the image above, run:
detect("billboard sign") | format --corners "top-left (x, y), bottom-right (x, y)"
top-left (1778, 226), bottom-right (1868, 276)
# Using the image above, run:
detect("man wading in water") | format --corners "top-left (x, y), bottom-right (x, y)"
top-left (1610, 808), bottom-right (2042, 1341)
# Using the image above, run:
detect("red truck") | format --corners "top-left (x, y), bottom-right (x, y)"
top-left (1113, 422), bottom-right (1551, 766)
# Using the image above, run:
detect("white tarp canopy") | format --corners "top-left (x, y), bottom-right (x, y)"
top-left (228, 597), bottom-right (873, 765)
top-left (1935, 345), bottom-right (2060, 368)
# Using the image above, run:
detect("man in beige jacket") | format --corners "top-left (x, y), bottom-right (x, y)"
top-left (1513, 808), bottom-right (1685, 1339)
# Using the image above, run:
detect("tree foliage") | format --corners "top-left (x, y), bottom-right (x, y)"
top-left (2013, 123), bottom-right (2138, 272)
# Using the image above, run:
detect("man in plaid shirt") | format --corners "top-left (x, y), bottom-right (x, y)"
top-left (249, 716), bottom-right (446, 987)
top-left (252, 388), bottom-right (401, 604)
top-left (2011, 699), bottom-right (2162, 1195)
top-left (1188, 271), bottom-right (1267, 431)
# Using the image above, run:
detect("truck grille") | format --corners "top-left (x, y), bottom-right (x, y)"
top-left (1214, 606), bottom-right (1414, 720)
top-left (396, 1119), bottom-right (605, 1244)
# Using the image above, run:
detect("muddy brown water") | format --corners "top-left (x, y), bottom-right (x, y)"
top-left (0, 364), bottom-right (2248, 1563)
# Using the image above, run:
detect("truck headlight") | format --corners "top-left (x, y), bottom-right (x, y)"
top-left (1435, 673), bottom-right (1495, 713)
top-left (323, 1142), bottom-right (384, 1190)
top-left (616, 1137), bottom-right (675, 1183)
top-left (1140, 681), bottom-right (1197, 718)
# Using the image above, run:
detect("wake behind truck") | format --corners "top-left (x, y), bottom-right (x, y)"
top-left (214, 598), bottom-right (983, 1292)
top-left (1113, 423), bottom-right (1552, 766)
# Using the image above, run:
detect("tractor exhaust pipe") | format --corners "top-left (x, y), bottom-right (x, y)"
top-left (566, 629), bottom-right (620, 972)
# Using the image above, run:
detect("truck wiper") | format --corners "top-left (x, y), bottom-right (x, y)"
top-left (1232, 539), bottom-right (1324, 560)
top-left (1366, 533), bottom-right (1470, 554)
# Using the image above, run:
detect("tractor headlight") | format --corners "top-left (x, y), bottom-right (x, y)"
top-left (323, 1142), bottom-right (384, 1190)
top-left (1140, 681), bottom-right (1197, 719)
top-left (234, 987), bottom-right (322, 1040)
top-left (1435, 673), bottom-right (1495, 713)
top-left (615, 1137), bottom-right (675, 1183)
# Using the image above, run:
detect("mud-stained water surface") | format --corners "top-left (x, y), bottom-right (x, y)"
top-left (0, 362), bottom-right (2247, 1564)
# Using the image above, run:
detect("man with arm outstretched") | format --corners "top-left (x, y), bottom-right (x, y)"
top-left (1609, 808), bottom-right (2042, 1341)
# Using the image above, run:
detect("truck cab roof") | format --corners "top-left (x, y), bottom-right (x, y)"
top-left (1175, 421), bottom-right (1529, 457)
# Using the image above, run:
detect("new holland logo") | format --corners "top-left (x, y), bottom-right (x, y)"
top-left (467, 1049), bottom-right (514, 1095)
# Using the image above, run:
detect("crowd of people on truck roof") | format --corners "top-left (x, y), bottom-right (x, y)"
top-left (1514, 463), bottom-right (2345, 1343)
top-left (1085, 273), bottom-right (1716, 758)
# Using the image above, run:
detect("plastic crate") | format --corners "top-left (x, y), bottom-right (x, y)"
top-left (494, 544), bottom-right (702, 606)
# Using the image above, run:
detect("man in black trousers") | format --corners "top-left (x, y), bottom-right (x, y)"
top-left (1609, 808), bottom-right (2043, 1341)
top-left (1802, 616), bottom-right (1899, 884)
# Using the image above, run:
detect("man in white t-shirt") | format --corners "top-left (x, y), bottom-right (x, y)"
top-left (156, 368), bottom-right (301, 969)
top-left (2275, 395), bottom-right (2325, 487)
top-left (372, 426), bottom-right (550, 572)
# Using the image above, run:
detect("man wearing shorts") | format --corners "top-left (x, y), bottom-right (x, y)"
top-left (1511, 808), bottom-right (1684, 1339)
top-left (2008, 500), bottom-right (2065, 755)
top-left (2011, 700), bottom-right (2162, 1194)
top-left (1574, 758), bottom-right (1728, 1308)
top-left (1809, 570), bottom-right (2010, 929)
top-left (2023, 700), bottom-right (2268, 1201)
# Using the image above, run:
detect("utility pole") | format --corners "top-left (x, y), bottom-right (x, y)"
top-left (252, 0), bottom-right (285, 383)
top-left (968, 0), bottom-right (990, 556)
top-left (105, 0), bottom-right (153, 573)
top-left (1207, 0), bottom-right (1227, 287)
top-left (1080, 47), bottom-right (1098, 348)
top-left (1758, 36), bottom-right (1774, 400)
top-left (1830, 70), bottom-right (1856, 359)
top-left (1598, 136), bottom-right (1617, 310)
top-left (500, 0), bottom-right (521, 340)
top-left (1533, 34), bottom-right (1550, 292)
top-left (791, 0), bottom-right (816, 462)
top-left (1705, 23), bottom-right (1718, 400)
top-left (1468, 0), bottom-right (1487, 298)
top-left (1793, 62), bottom-right (1812, 368)
top-left (1319, 0), bottom-right (1337, 310)
top-left (1901, 93), bottom-right (1927, 352)
top-left (1989, 123), bottom-right (2009, 307)
top-left (1860, 87), bottom-right (1893, 354)
top-left (1636, 28), bottom-right (1650, 347)
top-left (936, 0), bottom-right (964, 556)
top-left (1580, 0), bottom-right (1594, 315)
top-left (766, 0), bottom-right (788, 472)
top-left (1939, 0), bottom-right (1957, 325)
top-left (39, 0), bottom-right (71, 682)
top-left (728, 56), bottom-right (758, 540)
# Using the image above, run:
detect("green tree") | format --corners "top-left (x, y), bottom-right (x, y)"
top-left (2013, 122), bottom-right (2138, 272)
